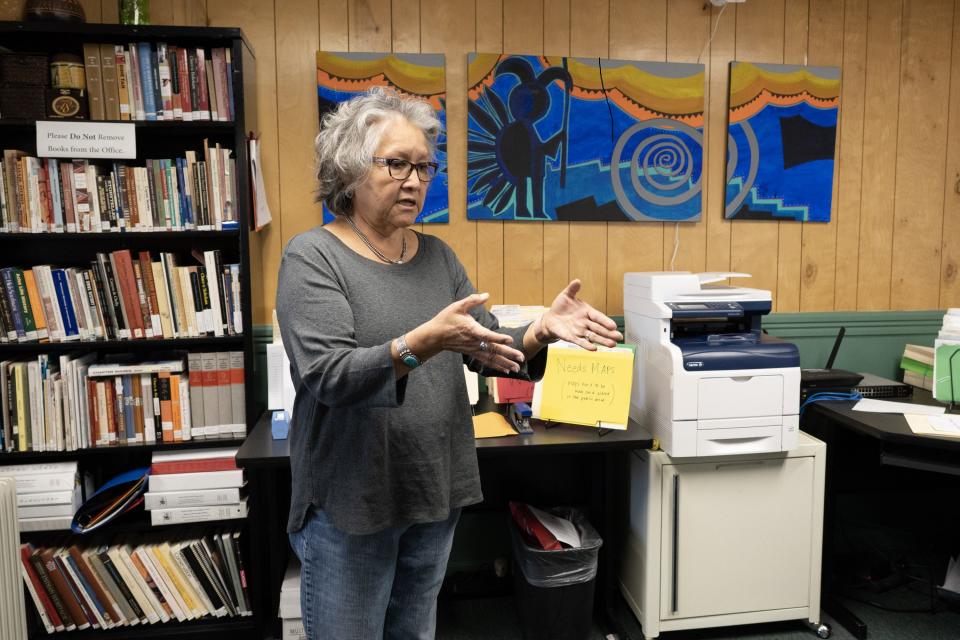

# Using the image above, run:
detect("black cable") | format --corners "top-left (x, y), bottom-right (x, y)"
top-left (835, 593), bottom-right (936, 614)
top-left (597, 58), bottom-right (615, 145)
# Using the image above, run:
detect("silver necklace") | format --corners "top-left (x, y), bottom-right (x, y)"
top-left (345, 215), bottom-right (407, 264)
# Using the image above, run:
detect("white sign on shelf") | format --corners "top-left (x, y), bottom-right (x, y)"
top-left (36, 121), bottom-right (137, 159)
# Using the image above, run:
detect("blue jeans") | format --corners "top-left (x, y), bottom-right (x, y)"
top-left (289, 506), bottom-right (461, 640)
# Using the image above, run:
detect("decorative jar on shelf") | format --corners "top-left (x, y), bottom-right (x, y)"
top-left (23, 0), bottom-right (86, 22)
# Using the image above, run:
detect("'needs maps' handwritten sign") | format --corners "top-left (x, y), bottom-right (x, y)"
top-left (535, 342), bottom-right (635, 429)
top-left (37, 121), bottom-right (136, 159)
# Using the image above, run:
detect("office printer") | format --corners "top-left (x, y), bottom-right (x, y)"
top-left (623, 272), bottom-right (800, 457)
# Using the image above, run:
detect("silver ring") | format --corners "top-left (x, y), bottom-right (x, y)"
top-left (585, 330), bottom-right (592, 342)
top-left (479, 340), bottom-right (489, 352)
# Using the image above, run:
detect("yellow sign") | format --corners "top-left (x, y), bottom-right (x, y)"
top-left (536, 344), bottom-right (635, 429)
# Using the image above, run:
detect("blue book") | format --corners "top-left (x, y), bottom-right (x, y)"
top-left (51, 269), bottom-right (80, 340)
top-left (122, 375), bottom-right (135, 442)
top-left (0, 268), bottom-right (25, 340)
top-left (137, 42), bottom-right (157, 120)
top-left (175, 158), bottom-right (192, 227)
top-left (62, 553), bottom-right (110, 625)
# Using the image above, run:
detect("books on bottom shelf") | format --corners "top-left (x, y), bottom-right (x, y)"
top-left (19, 529), bottom-right (251, 634)
top-left (279, 557), bottom-right (305, 640)
top-left (146, 448), bottom-right (246, 525)
top-left (0, 460), bottom-right (90, 531)
top-left (1, 351), bottom-right (246, 453)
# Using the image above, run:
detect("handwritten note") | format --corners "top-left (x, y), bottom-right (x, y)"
top-left (535, 342), bottom-right (634, 429)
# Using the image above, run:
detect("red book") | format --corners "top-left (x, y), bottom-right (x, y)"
top-left (111, 250), bottom-right (144, 339)
top-left (20, 544), bottom-right (64, 631)
top-left (150, 456), bottom-right (238, 475)
top-left (86, 378), bottom-right (99, 447)
top-left (41, 549), bottom-right (90, 629)
top-left (195, 47), bottom-right (210, 120)
top-left (176, 46), bottom-right (193, 119)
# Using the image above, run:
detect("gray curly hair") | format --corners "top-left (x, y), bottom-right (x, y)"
top-left (314, 86), bottom-right (442, 216)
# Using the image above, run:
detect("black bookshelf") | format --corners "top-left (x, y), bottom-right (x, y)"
top-left (0, 335), bottom-right (242, 354)
top-left (1, 20), bottom-right (263, 640)
top-left (0, 435), bottom-right (245, 463)
top-left (24, 614), bottom-right (257, 640)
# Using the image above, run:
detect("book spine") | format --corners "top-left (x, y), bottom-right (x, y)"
top-left (100, 43), bottom-right (121, 121)
top-left (51, 269), bottom-right (80, 340)
top-left (136, 42), bottom-right (157, 120)
top-left (115, 45), bottom-right (131, 120)
top-left (82, 43), bottom-right (105, 121)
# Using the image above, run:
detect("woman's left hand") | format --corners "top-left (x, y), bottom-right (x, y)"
top-left (536, 280), bottom-right (623, 351)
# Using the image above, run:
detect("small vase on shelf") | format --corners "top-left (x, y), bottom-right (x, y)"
top-left (119, 0), bottom-right (149, 24)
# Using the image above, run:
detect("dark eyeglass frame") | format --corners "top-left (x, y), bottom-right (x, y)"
top-left (372, 156), bottom-right (440, 182)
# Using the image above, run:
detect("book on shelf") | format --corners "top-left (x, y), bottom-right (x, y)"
top-left (145, 447), bottom-right (245, 523)
top-left (0, 145), bottom-right (239, 233)
top-left (0, 252), bottom-right (241, 344)
top-left (20, 530), bottom-right (251, 633)
top-left (148, 469), bottom-right (244, 493)
top-left (69, 42), bottom-right (234, 123)
top-left (0, 352), bottom-right (245, 453)
top-left (149, 498), bottom-right (247, 526)
top-left (0, 460), bottom-right (90, 531)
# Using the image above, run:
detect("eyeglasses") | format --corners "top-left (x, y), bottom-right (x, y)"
top-left (372, 156), bottom-right (440, 182)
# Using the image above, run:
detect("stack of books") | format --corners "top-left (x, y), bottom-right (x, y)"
top-left (0, 251), bottom-right (242, 344)
top-left (934, 309), bottom-right (960, 403)
top-left (1, 353), bottom-right (245, 453)
top-left (81, 42), bottom-right (235, 122)
top-left (144, 448), bottom-right (246, 526)
top-left (900, 344), bottom-right (934, 391)
top-left (1, 146), bottom-right (239, 234)
top-left (0, 461), bottom-right (87, 531)
top-left (19, 531), bottom-right (251, 633)
top-left (278, 558), bottom-right (305, 640)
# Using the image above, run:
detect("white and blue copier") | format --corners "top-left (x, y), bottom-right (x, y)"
top-left (623, 272), bottom-right (800, 457)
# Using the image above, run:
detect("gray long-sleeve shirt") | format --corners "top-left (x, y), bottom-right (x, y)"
top-left (277, 227), bottom-right (546, 535)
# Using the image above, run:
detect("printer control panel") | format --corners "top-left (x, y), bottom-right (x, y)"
top-left (666, 302), bottom-right (744, 318)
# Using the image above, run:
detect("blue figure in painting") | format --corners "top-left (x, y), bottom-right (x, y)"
top-left (461, 58), bottom-right (572, 219)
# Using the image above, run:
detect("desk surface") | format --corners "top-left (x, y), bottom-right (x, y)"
top-left (237, 400), bottom-right (654, 468)
top-left (806, 389), bottom-right (960, 453)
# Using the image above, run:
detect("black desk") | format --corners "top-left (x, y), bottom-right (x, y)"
top-left (237, 404), bottom-right (653, 639)
top-left (802, 392), bottom-right (959, 640)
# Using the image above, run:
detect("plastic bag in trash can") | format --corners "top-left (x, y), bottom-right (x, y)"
top-left (509, 506), bottom-right (602, 588)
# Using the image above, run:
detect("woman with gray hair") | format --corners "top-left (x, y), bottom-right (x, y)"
top-left (276, 86), bottom-right (621, 639)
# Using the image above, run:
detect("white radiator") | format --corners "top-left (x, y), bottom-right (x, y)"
top-left (0, 477), bottom-right (27, 640)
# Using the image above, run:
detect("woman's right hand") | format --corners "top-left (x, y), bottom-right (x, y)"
top-left (417, 293), bottom-right (524, 374)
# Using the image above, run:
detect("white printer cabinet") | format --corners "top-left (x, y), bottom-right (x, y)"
top-left (619, 432), bottom-right (827, 639)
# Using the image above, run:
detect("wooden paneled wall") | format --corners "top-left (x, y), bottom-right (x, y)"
top-left (9, 0), bottom-right (959, 320)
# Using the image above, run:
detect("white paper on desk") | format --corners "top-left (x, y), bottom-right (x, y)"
top-left (853, 398), bottom-right (946, 415)
top-left (527, 505), bottom-right (581, 549)
top-left (905, 413), bottom-right (960, 438)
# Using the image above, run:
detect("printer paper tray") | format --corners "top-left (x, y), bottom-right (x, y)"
top-left (696, 425), bottom-right (782, 456)
top-left (696, 416), bottom-right (785, 430)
